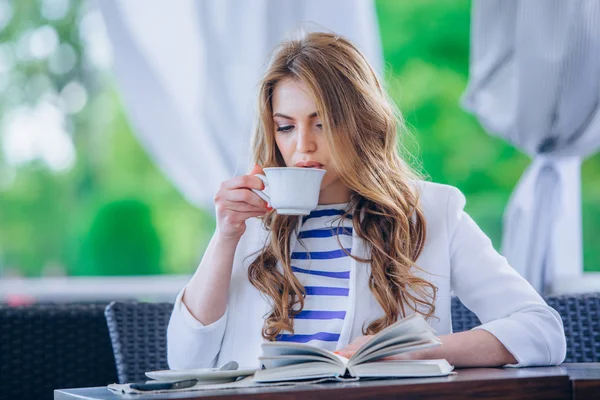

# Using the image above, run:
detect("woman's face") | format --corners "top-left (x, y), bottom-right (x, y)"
top-left (271, 78), bottom-right (351, 204)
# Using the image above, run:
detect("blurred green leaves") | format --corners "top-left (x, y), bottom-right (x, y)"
top-left (78, 199), bottom-right (161, 276)
top-left (376, 0), bottom-right (599, 270)
top-left (0, 0), bottom-right (598, 277)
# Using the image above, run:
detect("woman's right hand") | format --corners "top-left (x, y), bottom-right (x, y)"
top-left (213, 164), bottom-right (271, 241)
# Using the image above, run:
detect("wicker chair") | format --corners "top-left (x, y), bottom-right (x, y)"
top-left (451, 296), bottom-right (481, 332)
top-left (102, 293), bottom-right (599, 385)
top-left (0, 303), bottom-right (118, 400)
top-left (104, 301), bottom-right (174, 383)
top-left (451, 293), bottom-right (600, 362)
top-left (547, 293), bottom-right (600, 362)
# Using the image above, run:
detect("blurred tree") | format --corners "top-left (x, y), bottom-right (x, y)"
top-left (0, 0), bottom-right (597, 277)
top-left (376, 0), bottom-right (600, 271)
top-left (0, 0), bottom-right (214, 277)
top-left (77, 199), bottom-right (161, 275)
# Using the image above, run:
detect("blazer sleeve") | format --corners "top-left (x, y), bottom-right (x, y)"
top-left (166, 286), bottom-right (228, 369)
top-left (166, 217), bottom-right (266, 369)
top-left (447, 187), bottom-right (566, 366)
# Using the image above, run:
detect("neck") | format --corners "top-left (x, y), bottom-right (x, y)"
top-left (318, 181), bottom-right (352, 205)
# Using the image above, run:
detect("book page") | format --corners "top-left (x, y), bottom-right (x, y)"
top-left (353, 341), bottom-right (442, 365)
top-left (348, 359), bottom-right (453, 378)
top-left (351, 331), bottom-right (439, 363)
top-left (260, 342), bottom-right (345, 367)
top-left (350, 313), bottom-right (435, 362)
top-left (254, 361), bottom-right (346, 383)
top-left (261, 354), bottom-right (338, 369)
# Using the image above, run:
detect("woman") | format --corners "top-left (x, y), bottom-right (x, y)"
top-left (167, 32), bottom-right (566, 369)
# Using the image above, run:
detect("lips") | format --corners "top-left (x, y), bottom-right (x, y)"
top-left (295, 161), bottom-right (324, 169)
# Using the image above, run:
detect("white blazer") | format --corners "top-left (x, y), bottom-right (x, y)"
top-left (167, 182), bottom-right (566, 369)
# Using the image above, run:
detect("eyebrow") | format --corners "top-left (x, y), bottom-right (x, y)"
top-left (273, 112), bottom-right (319, 120)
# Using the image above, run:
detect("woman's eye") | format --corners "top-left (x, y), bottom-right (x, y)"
top-left (277, 125), bottom-right (294, 132)
top-left (316, 123), bottom-right (323, 129)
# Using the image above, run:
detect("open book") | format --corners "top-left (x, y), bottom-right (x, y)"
top-left (254, 313), bottom-right (453, 383)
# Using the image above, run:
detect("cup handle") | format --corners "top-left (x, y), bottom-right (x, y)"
top-left (250, 174), bottom-right (270, 204)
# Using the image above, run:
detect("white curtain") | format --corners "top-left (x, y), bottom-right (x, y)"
top-left (97, 0), bottom-right (382, 209)
top-left (462, 0), bottom-right (600, 292)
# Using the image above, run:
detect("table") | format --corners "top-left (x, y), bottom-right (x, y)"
top-left (565, 363), bottom-right (600, 400)
top-left (54, 363), bottom-right (600, 400)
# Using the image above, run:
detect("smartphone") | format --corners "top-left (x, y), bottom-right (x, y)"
top-left (130, 379), bottom-right (198, 391)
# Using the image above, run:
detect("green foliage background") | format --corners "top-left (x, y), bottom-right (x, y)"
top-left (376, 0), bottom-right (600, 272)
top-left (0, 0), bottom-right (598, 277)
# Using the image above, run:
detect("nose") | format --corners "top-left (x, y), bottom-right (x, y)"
top-left (296, 124), bottom-right (317, 153)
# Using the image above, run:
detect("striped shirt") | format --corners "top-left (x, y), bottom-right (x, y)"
top-left (276, 202), bottom-right (353, 351)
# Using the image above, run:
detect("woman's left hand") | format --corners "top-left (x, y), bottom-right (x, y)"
top-left (335, 334), bottom-right (414, 360)
top-left (334, 335), bottom-right (373, 358)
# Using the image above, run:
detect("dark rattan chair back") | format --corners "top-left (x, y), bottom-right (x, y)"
top-left (451, 293), bottom-right (600, 363)
top-left (547, 293), bottom-right (600, 362)
top-left (0, 303), bottom-right (118, 400)
top-left (451, 296), bottom-right (481, 333)
top-left (104, 301), bottom-right (174, 383)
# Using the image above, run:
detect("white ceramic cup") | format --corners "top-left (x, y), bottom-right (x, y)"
top-left (251, 167), bottom-right (326, 215)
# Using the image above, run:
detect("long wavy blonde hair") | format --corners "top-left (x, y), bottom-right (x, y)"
top-left (248, 32), bottom-right (436, 340)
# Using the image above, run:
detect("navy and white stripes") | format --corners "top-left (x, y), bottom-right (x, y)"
top-left (276, 203), bottom-right (353, 351)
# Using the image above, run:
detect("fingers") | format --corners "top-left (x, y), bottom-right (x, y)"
top-left (220, 174), bottom-right (265, 191)
top-left (334, 345), bottom-right (355, 358)
top-left (214, 166), bottom-right (271, 227)
top-left (229, 210), bottom-right (270, 220)
top-left (333, 335), bottom-right (373, 359)
top-left (221, 200), bottom-right (268, 213)
top-left (249, 164), bottom-right (265, 175)
top-left (334, 349), bottom-right (354, 358)
top-left (223, 189), bottom-right (269, 209)
top-left (216, 207), bottom-right (270, 225)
